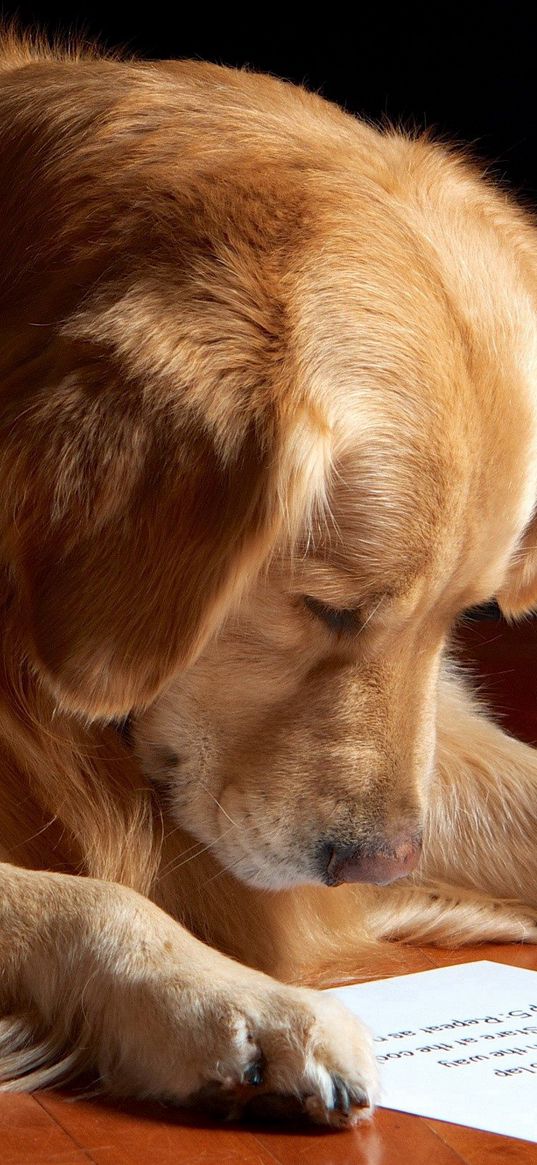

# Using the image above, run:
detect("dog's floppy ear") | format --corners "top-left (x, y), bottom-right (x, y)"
top-left (497, 509), bottom-right (537, 618)
top-left (5, 289), bottom-right (330, 718)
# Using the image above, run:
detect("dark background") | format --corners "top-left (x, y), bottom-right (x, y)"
top-left (2, 3), bottom-right (537, 202)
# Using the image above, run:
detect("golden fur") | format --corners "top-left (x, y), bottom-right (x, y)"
top-left (1, 29), bottom-right (537, 1126)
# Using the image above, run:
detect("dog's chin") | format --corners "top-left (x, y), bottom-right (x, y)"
top-left (212, 848), bottom-right (317, 892)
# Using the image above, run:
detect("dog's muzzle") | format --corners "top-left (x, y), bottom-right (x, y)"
top-left (323, 834), bottom-right (423, 886)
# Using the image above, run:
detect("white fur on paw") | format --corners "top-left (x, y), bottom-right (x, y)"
top-left (190, 987), bottom-right (379, 1128)
top-left (211, 1014), bottom-right (261, 1086)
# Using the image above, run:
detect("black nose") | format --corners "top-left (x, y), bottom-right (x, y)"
top-left (322, 834), bottom-right (422, 887)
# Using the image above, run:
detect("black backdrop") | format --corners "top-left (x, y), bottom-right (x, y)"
top-left (2, 3), bottom-right (537, 201)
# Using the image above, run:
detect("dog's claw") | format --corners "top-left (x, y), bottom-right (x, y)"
top-left (331, 1073), bottom-right (351, 1113)
top-left (243, 1060), bottom-right (264, 1086)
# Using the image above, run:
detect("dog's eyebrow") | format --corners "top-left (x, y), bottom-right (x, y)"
top-left (291, 556), bottom-right (395, 602)
top-left (289, 554), bottom-right (362, 587)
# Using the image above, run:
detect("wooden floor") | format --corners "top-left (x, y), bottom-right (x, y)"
top-left (2, 614), bottom-right (537, 1164)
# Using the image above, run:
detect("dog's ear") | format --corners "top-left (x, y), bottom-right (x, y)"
top-left (5, 290), bottom-right (330, 718)
top-left (497, 509), bottom-right (537, 618)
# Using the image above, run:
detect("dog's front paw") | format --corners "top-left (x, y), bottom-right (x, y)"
top-left (85, 889), bottom-right (378, 1127)
top-left (182, 983), bottom-right (379, 1128)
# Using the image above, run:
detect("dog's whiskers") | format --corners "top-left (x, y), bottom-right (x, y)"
top-left (356, 594), bottom-right (385, 637)
top-left (204, 853), bottom-right (252, 884)
top-left (158, 825), bottom-right (237, 880)
top-left (197, 779), bottom-right (241, 828)
top-left (158, 779), bottom-right (243, 879)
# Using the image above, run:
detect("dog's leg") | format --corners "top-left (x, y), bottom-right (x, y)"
top-left (418, 672), bottom-right (537, 907)
top-left (361, 880), bottom-right (537, 946)
top-left (0, 862), bottom-right (378, 1125)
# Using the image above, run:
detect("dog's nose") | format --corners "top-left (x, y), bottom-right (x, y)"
top-left (323, 835), bottom-right (422, 886)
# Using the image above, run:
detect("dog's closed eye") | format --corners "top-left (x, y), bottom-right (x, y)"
top-left (303, 595), bottom-right (362, 636)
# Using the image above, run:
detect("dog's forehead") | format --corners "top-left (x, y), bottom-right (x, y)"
top-left (310, 363), bottom-right (537, 608)
top-left (318, 437), bottom-right (461, 594)
top-left (294, 273), bottom-right (537, 604)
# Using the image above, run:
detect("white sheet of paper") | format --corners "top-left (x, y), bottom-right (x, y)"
top-left (328, 960), bottom-right (537, 1144)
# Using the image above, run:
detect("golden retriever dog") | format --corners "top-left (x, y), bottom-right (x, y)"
top-left (1, 29), bottom-right (537, 1129)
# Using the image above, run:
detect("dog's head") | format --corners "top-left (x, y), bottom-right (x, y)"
top-left (4, 63), bottom-right (537, 890)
